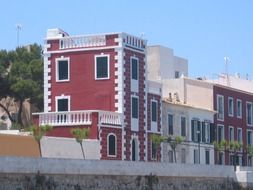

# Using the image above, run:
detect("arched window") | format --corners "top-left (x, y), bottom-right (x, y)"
top-left (108, 134), bottom-right (116, 156)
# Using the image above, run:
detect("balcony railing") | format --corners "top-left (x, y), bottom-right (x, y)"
top-left (59, 35), bottom-right (106, 49)
top-left (98, 111), bottom-right (122, 126)
top-left (33, 110), bottom-right (122, 127)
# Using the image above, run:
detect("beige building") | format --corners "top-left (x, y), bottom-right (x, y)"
top-left (162, 99), bottom-right (215, 164)
top-left (161, 77), bottom-right (216, 164)
top-left (147, 45), bottom-right (188, 81)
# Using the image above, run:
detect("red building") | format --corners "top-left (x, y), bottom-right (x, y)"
top-left (214, 84), bottom-right (253, 166)
top-left (33, 29), bottom-right (162, 161)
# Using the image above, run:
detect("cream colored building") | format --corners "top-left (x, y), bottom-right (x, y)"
top-left (147, 45), bottom-right (188, 81)
top-left (161, 77), bottom-right (216, 164)
top-left (162, 99), bottom-right (215, 164)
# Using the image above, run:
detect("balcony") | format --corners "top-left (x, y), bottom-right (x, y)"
top-left (33, 110), bottom-right (122, 127)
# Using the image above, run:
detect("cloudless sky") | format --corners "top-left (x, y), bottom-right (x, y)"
top-left (1, 0), bottom-right (253, 79)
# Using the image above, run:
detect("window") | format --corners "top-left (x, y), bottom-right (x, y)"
top-left (247, 130), bottom-right (253, 145)
top-left (56, 96), bottom-right (70, 123)
top-left (181, 148), bottom-right (186, 163)
top-left (175, 71), bottom-right (180, 78)
top-left (181, 116), bottom-right (186, 137)
top-left (228, 97), bottom-right (234, 117)
top-left (194, 149), bottom-right (200, 164)
top-left (151, 141), bottom-right (157, 160)
top-left (237, 128), bottom-right (242, 143)
top-left (132, 139), bottom-right (138, 161)
top-left (229, 126), bottom-right (234, 141)
top-left (191, 120), bottom-right (200, 142)
top-left (168, 114), bottom-right (173, 135)
top-left (217, 125), bottom-right (224, 143)
top-left (168, 150), bottom-right (173, 163)
top-left (247, 102), bottom-right (253, 125)
top-left (56, 58), bottom-right (70, 82)
top-left (151, 101), bottom-right (157, 122)
top-left (202, 122), bottom-right (210, 143)
top-left (131, 97), bottom-right (138, 119)
top-left (237, 99), bottom-right (242, 118)
top-left (95, 55), bottom-right (109, 79)
top-left (205, 150), bottom-right (210, 165)
top-left (131, 58), bottom-right (138, 80)
top-left (56, 97), bottom-right (70, 112)
top-left (219, 152), bottom-right (224, 165)
top-left (108, 134), bottom-right (116, 156)
top-left (217, 95), bottom-right (224, 120)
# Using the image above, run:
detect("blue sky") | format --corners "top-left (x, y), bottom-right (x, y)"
top-left (1, 0), bottom-right (253, 79)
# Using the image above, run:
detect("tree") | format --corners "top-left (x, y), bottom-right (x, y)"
top-left (30, 124), bottom-right (52, 157)
top-left (151, 134), bottom-right (166, 161)
top-left (0, 50), bottom-right (14, 122)
top-left (167, 136), bottom-right (183, 163)
top-left (71, 128), bottom-right (90, 159)
top-left (213, 140), bottom-right (229, 164)
top-left (0, 44), bottom-right (43, 127)
top-left (229, 141), bottom-right (242, 171)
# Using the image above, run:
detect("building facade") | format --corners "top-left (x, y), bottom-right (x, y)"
top-left (33, 29), bottom-right (162, 161)
top-left (213, 84), bottom-right (253, 166)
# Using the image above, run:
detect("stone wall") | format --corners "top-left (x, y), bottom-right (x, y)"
top-left (0, 157), bottom-right (251, 190)
top-left (0, 173), bottom-right (242, 190)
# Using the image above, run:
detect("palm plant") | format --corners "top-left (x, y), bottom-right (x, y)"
top-left (167, 136), bottom-right (183, 163)
top-left (71, 128), bottom-right (90, 159)
top-left (151, 134), bottom-right (166, 161)
top-left (30, 124), bottom-right (52, 157)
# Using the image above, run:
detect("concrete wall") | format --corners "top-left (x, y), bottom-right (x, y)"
top-left (0, 157), bottom-right (250, 189)
top-left (147, 46), bottom-right (188, 81)
top-left (0, 134), bottom-right (40, 157)
top-left (41, 136), bottom-right (100, 159)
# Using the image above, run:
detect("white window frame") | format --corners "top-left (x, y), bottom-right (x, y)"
top-left (228, 97), bottom-right (234, 117)
top-left (217, 124), bottom-right (224, 142)
top-left (55, 95), bottom-right (70, 112)
top-left (237, 99), bottom-right (242, 118)
top-left (203, 122), bottom-right (210, 143)
top-left (236, 99), bottom-right (242, 118)
top-left (130, 56), bottom-right (139, 92)
top-left (246, 102), bottom-right (253, 126)
top-left (151, 100), bottom-right (158, 132)
top-left (107, 133), bottom-right (117, 157)
top-left (55, 57), bottom-right (70, 82)
top-left (217, 94), bottom-right (224, 121)
top-left (229, 126), bottom-right (234, 142)
top-left (131, 95), bottom-right (139, 131)
top-left (95, 54), bottom-right (110, 80)
top-left (237, 128), bottom-right (242, 143)
top-left (247, 129), bottom-right (253, 145)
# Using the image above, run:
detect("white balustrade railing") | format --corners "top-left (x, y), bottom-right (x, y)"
top-left (35, 111), bottom-right (92, 126)
top-left (124, 34), bottom-right (146, 51)
top-left (98, 111), bottom-right (122, 126)
top-left (33, 110), bottom-right (123, 127)
top-left (60, 35), bottom-right (106, 49)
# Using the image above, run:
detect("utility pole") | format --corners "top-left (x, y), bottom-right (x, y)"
top-left (16, 24), bottom-right (22, 48)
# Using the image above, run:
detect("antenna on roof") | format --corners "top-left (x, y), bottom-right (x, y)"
top-left (15, 23), bottom-right (22, 48)
top-left (224, 56), bottom-right (230, 86)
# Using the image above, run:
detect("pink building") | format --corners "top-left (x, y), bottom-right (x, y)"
top-left (33, 29), bottom-right (162, 161)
